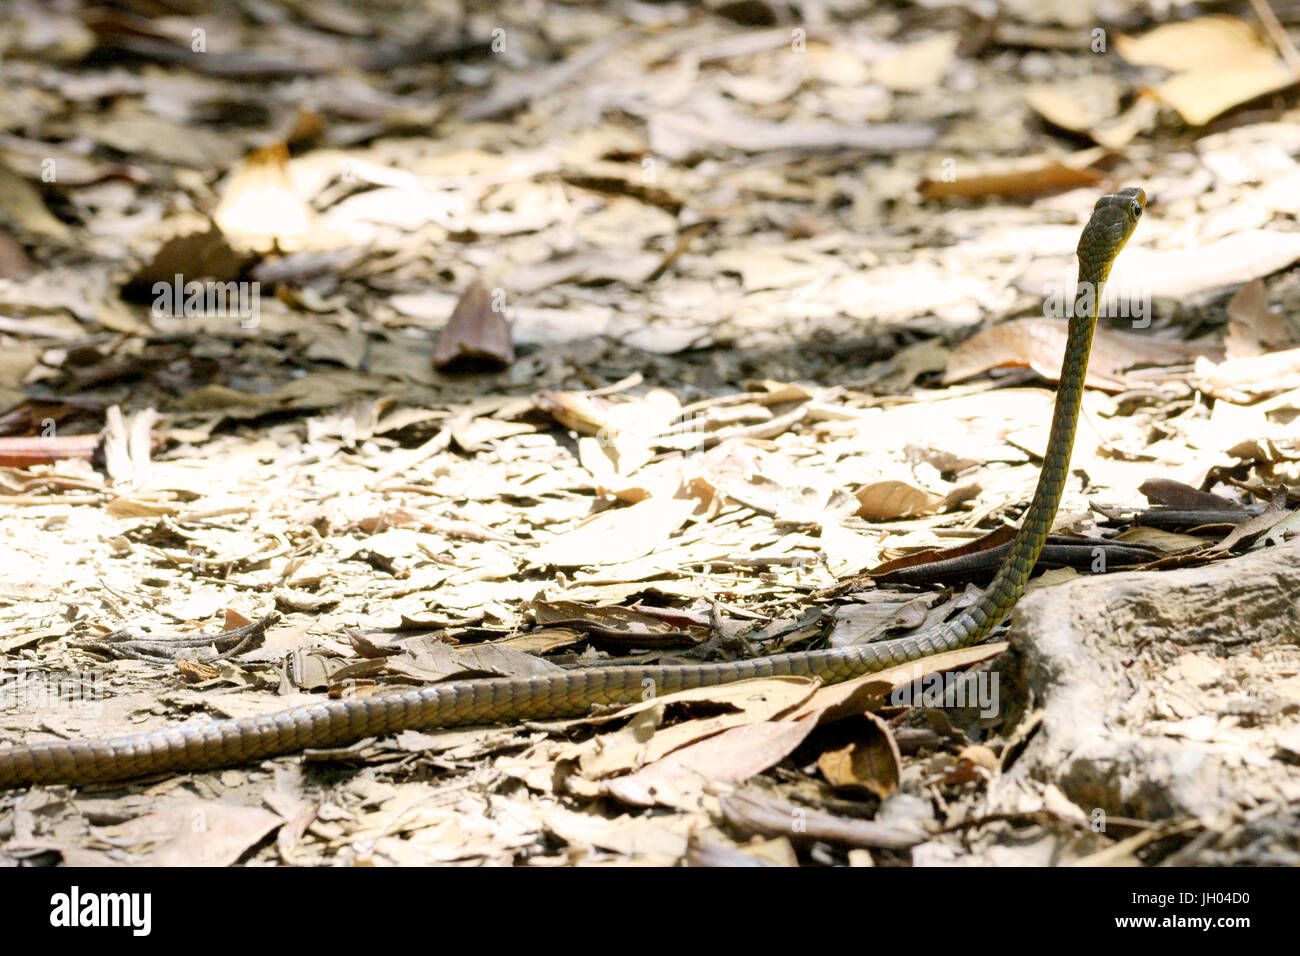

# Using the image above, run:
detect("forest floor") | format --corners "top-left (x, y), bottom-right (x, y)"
top-left (1, 0), bottom-right (1299, 865)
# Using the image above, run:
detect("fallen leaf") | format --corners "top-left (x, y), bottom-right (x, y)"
top-left (853, 480), bottom-right (946, 520)
top-left (1225, 279), bottom-right (1295, 359)
top-left (0, 163), bottom-right (70, 240)
top-left (214, 143), bottom-right (316, 252)
top-left (92, 802), bottom-right (283, 866)
top-left (919, 147), bottom-right (1107, 201)
top-left (604, 716), bottom-right (822, 809)
top-left (531, 494), bottom-right (698, 567)
top-left (817, 713), bottom-right (901, 797)
top-left (871, 33), bottom-right (959, 92)
top-left (946, 317), bottom-right (1220, 391)
top-left (648, 99), bottom-right (936, 161)
top-left (1116, 16), bottom-right (1298, 126)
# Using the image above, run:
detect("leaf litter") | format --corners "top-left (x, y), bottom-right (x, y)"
top-left (0, 1), bottom-right (1298, 867)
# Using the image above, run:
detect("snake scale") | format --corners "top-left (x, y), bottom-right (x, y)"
top-left (0, 187), bottom-right (1145, 788)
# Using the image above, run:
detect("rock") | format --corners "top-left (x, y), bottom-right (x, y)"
top-left (992, 540), bottom-right (1300, 823)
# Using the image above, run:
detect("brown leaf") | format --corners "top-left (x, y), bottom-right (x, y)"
top-left (1116, 16), bottom-right (1299, 126)
top-left (1209, 489), bottom-right (1292, 553)
top-left (816, 713), bottom-right (901, 798)
top-left (919, 147), bottom-right (1107, 201)
top-left (121, 223), bottom-right (248, 299)
top-left (92, 802), bottom-right (284, 866)
top-left (1138, 478), bottom-right (1241, 511)
top-left (605, 717), bottom-right (821, 809)
top-left (0, 226), bottom-right (34, 278)
top-left (493, 627), bottom-right (588, 655)
top-left (1225, 280), bottom-right (1295, 360)
top-left (532, 599), bottom-right (706, 647)
top-left (433, 280), bottom-right (515, 371)
top-left (946, 317), bottom-right (1219, 391)
top-left (853, 479), bottom-right (945, 520)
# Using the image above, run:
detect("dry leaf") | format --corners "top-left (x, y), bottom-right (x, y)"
top-left (91, 802), bottom-right (283, 866)
top-left (531, 494), bottom-right (698, 567)
top-left (606, 717), bottom-right (820, 809)
top-left (853, 480), bottom-right (946, 520)
top-left (1116, 17), bottom-right (1299, 126)
top-left (946, 318), bottom-right (1220, 391)
top-left (1195, 346), bottom-right (1300, 401)
top-left (1023, 84), bottom-right (1155, 148)
top-left (648, 99), bottom-right (936, 161)
top-left (214, 143), bottom-right (315, 251)
top-left (871, 33), bottom-right (959, 92)
top-left (817, 713), bottom-right (902, 797)
top-left (0, 162), bottom-right (71, 240)
top-left (569, 676), bottom-right (817, 782)
top-left (1225, 279), bottom-right (1295, 360)
top-left (919, 148), bottom-right (1107, 201)
top-left (122, 223), bottom-right (248, 298)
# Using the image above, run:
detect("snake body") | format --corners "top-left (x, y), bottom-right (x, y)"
top-left (0, 188), bottom-right (1145, 788)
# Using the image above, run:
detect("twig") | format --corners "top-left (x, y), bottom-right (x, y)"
top-left (1248, 0), bottom-right (1300, 76)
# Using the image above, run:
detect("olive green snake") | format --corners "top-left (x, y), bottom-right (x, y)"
top-left (0, 187), bottom-right (1146, 788)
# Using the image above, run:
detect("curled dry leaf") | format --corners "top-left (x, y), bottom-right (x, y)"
top-left (572, 679), bottom-right (818, 783)
top-left (817, 713), bottom-right (902, 798)
top-left (0, 161), bottom-right (70, 240)
top-left (214, 143), bottom-right (316, 252)
top-left (433, 280), bottom-right (515, 371)
top-left (532, 598), bottom-right (707, 647)
top-left (534, 389), bottom-right (616, 434)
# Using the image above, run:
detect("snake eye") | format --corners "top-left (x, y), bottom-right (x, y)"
top-left (1128, 201), bottom-right (1143, 221)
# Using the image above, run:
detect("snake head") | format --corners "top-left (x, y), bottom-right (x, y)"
top-left (1077, 186), bottom-right (1146, 275)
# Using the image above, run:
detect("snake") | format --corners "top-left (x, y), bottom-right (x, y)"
top-left (0, 187), bottom-right (1145, 788)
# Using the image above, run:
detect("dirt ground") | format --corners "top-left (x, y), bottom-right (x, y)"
top-left (1, 0), bottom-right (1299, 866)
